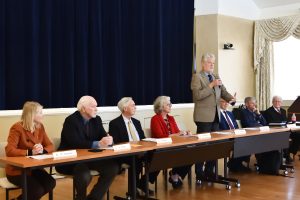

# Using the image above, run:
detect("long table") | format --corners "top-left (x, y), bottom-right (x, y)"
top-left (0, 127), bottom-right (293, 200)
top-left (0, 147), bottom-right (153, 200)
top-left (233, 127), bottom-right (290, 157)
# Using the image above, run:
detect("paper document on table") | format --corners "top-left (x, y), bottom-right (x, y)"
top-left (212, 131), bottom-right (232, 135)
top-left (142, 138), bottom-right (172, 144)
top-left (269, 122), bottom-right (286, 126)
top-left (142, 138), bottom-right (158, 142)
top-left (99, 146), bottom-right (114, 150)
top-left (28, 154), bottom-right (54, 160)
top-left (243, 127), bottom-right (260, 130)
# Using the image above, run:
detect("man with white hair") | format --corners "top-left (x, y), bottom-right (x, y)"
top-left (241, 96), bottom-right (267, 128)
top-left (191, 53), bottom-right (236, 184)
top-left (56, 95), bottom-right (119, 200)
top-left (109, 97), bottom-right (152, 196)
top-left (263, 95), bottom-right (300, 163)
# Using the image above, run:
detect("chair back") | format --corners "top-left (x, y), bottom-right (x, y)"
top-left (0, 142), bottom-right (7, 169)
top-left (0, 142), bottom-right (7, 157)
top-left (51, 138), bottom-right (61, 151)
top-left (143, 128), bottom-right (152, 138)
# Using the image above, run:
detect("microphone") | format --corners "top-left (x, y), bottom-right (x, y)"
top-left (212, 74), bottom-right (222, 89)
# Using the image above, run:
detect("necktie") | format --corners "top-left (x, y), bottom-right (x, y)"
top-left (128, 121), bottom-right (138, 141)
top-left (276, 108), bottom-right (281, 114)
top-left (208, 74), bottom-right (213, 83)
top-left (223, 111), bottom-right (235, 129)
top-left (85, 122), bottom-right (89, 137)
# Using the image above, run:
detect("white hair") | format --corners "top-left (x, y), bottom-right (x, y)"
top-left (117, 97), bottom-right (133, 112)
top-left (77, 95), bottom-right (96, 111)
top-left (272, 95), bottom-right (282, 102)
top-left (201, 53), bottom-right (215, 63)
top-left (153, 96), bottom-right (170, 114)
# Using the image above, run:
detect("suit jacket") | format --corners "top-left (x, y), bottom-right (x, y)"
top-left (58, 111), bottom-right (107, 150)
top-left (5, 122), bottom-right (54, 176)
top-left (240, 108), bottom-right (267, 128)
top-left (109, 115), bottom-right (145, 144)
top-left (151, 114), bottom-right (180, 138)
top-left (263, 106), bottom-right (287, 124)
top-left (219, 110), bottom-right (239, 130)
top-left (56, 111), bottom-right (107, 174)
top-left (191, 71), bottom-right (234, 122)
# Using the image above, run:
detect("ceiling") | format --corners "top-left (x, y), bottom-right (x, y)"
top-left (252, 0), bottom-right (300, 8)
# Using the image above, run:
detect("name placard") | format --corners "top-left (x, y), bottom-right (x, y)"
top-left (234, 129), bottom-right (246, 135)
top-left (196, 133), bottom-right (211, 140)
top-left (155, 137), bottom-right (172, 144)
top-left (53, 150), bottom-right (77, 159)
top-left (287, 124), bottom-right (297, 128)
top-left (113, 143), bottom-right (131, 151)
top-left (259, 126), bottom-right (270, 131)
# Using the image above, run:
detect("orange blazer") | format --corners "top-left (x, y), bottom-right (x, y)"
top-left (5, 122), bottom-right (54, 176)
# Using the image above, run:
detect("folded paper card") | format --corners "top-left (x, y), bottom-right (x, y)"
top-left (234, 129), bottom-right (246, 135)
top-left (259, 126), bottom-right (270, 131)
top-left (196, 133), bottom-right (211, 140)
top-left (142, 137), bottom-right (172, 144)
top-left (53, 150), bottom-right (77, 159)
top-left (113, 143), bottom-right (131, 151)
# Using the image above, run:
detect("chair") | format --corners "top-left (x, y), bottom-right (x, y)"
top-left (0, 142), bottom-right (20, 200)
top-left (0, 142), bottom-right (54, 200)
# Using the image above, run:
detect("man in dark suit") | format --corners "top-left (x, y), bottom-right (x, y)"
top-left (109, 97), bottom-right (153, 196)
top-left (241, 96), bottom-right (281, 174)
top-left (263, 96), bottom-right (287, 123)
top-left (263, 95), bottom-right (300, 163)
top-left (219, 99), bottom-right (250, 172)
top-left (190, 53), bottom-right (236, 183)
top-left (56, 96), bottom-right (119, 200)
top-left (241, 97), bottom-right (267, 128)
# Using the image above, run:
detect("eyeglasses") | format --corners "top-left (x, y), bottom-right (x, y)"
top-left (165, 103), bottom-right (172, 107)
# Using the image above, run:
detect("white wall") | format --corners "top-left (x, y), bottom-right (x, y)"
top-left (0, 104), bottom-right (196, 142)
top-left (260, 3), bottom-right (300, 19)
top-left (194, 0), bottom-right (260, 19)
top-left (194, 0), bottom-right (300, 19)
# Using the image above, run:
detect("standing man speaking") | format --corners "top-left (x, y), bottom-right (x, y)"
top-left (191, 53), bottom-right (236, 184)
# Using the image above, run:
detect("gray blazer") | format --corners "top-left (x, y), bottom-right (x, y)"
top-left (191, 71), bottom-right (233, 122)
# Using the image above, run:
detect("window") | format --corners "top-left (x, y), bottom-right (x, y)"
top-left (273, 36), bottom-right (300, 100)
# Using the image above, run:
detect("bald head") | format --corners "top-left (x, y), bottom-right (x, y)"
top-left (77, 96), bottom-right (98, 119)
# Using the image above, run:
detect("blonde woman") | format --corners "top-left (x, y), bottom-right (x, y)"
top-left (150, 96), bottom-right (191, 189)
top-left (5, 101), bottom-right (56, 200)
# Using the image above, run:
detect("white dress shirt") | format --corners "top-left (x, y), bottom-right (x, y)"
top-left (122, 115), bottom-right (140, 141)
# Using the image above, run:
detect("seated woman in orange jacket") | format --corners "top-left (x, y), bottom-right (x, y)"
top-left (150, 96), bottom-right (191, 189)
top-left (5, 101), bottom-right (56, 200)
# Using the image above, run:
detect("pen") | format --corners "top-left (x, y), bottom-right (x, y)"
top-left (106, 132), bottom-right (113, 147)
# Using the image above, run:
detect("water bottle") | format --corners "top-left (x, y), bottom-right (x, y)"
top-left (291, 113), bottom-right (296, 123)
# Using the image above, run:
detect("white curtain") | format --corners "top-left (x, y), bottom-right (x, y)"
top-left (254, 15), bottom-right (300, 110)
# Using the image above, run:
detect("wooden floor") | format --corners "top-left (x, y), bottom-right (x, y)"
top-left (2, 155), bottom-right (300, 200)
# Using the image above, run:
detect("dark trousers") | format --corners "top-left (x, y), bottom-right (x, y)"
top-left (7, 169), bottom-right (56, 200)
top-left (194, 121), bottom-right (219, 179)
top-left (57, 159), bottom-right (119, 200)
top-left (148, 165), bottom-right (192, 184)
top-left (289, 131), bottom-right (300, 155)
top-left (120, 156), bottom-right (144, 187)
top-left (228, 155), bottom-right (250, 170)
